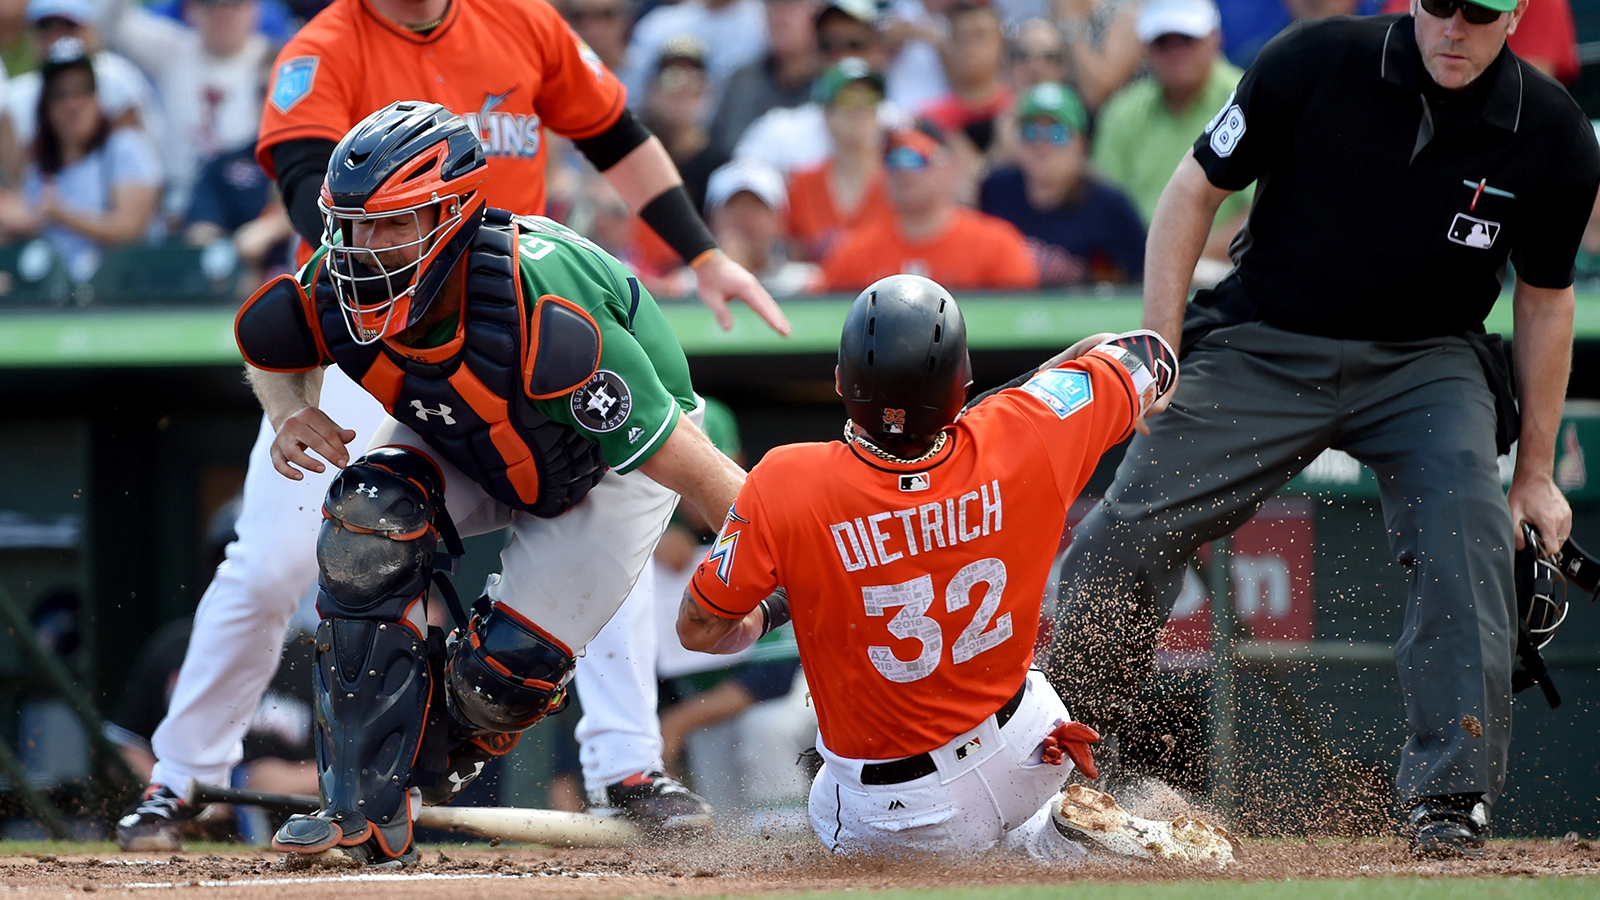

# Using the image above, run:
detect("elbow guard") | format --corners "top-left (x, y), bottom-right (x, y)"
top-left (1091, 329), bottom-right (1178, 415)
top-left (235, 273), bottom-right (326, 372)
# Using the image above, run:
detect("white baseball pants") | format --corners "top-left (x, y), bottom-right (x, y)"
top-left (808, 670), bottom-right (1087, 864)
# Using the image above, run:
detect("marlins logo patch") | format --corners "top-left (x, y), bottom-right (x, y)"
top-left (1021, 369), bottom-right (1092, 419)
top-left (571, 370), bottom-right (632, 432)
top-left (270, 57), bottom-right (318, 114)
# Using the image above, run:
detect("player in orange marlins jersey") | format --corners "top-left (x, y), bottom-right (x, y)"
top-left (678, 275), bottom-right (1232, 862)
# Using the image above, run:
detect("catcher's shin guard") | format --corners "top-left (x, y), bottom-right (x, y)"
top-left (277, 447), bottom-right (462, 860)
top-left (444, 592), bottom-right (575, 734)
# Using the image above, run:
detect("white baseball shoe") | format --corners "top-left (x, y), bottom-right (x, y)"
top-left (1052, 784), bottom-right (1234, 865)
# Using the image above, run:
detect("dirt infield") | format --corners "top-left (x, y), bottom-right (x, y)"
top-left (1, 836), bottom-right (1597, 899)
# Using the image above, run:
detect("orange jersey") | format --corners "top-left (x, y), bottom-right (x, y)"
top-left (784, 162), bottom-right (893, 262)
top-left (689, 351), bottom-right (1140, 760)
top-left (821, 207), bottom-right (1039, 293)
top-left (257, 0), bottom-right (625, 217)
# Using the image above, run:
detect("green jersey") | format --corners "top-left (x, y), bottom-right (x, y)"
top-left (307, 214), bottom-right (695, 475)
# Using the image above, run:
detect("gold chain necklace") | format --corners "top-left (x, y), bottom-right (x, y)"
top-left (843, 421), bottom-right (947, 466)
top-left (402, 1), bottom-right (449, 31)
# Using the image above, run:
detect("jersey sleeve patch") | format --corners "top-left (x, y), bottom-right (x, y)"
top-left (269, 56), bottom-right (319, 114)
top-left (235, 273), bottom-right (325, 372)
top-left (1020, 368), bottom-right (1093, 419)
top-left (569, 369), bottom-right (632, 432)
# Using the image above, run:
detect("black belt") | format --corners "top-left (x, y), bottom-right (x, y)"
top-left (859, 680), bottom-right (1028, 786)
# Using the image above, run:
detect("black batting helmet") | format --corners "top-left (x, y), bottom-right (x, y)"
top-left (320, 101), bottom-right (488, 345)
top-left (838, 274), bottom-right (971, 445)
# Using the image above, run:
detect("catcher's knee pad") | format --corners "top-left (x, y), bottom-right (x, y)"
top-left (311, 616), bottom-right (433, 857)
top-left (317, 446), bottom-right (452, 622)
top-left (444, 600), bottom-right (575, 733)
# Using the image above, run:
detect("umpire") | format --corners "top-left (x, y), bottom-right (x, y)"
top-left (1048, 1), bottom-right (1600, 858)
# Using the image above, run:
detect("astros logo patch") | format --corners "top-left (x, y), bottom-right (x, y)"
top-left (883, 408), bottom-right (907, 434)
top-left (270, 57), bottom-right (318, 114)
top-left (571, 370), bottom-right (632, 433)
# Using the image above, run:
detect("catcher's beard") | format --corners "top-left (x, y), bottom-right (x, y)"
top-left (333, 252), bottom-right (422, 314)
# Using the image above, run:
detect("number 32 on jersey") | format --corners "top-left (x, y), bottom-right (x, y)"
top-left (862, 558), bottom-right (1013, 683)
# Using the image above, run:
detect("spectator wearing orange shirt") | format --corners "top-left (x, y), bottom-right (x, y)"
top-left (784, 58), bottom-right (894, 261)
top-left (819, 126), bottom-right (1038, 291)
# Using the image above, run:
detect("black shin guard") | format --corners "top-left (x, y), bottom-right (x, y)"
top-left (312, 618), bottom-right (431, 856)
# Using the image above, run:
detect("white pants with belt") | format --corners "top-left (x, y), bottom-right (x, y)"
top-left (808, 670), bottom-right (1088, 864)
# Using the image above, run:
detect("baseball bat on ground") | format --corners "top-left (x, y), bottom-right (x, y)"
top-left (186, 780), bottom-right (639, 847)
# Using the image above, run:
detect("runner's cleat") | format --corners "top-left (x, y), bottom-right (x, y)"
top-left (116, 784), bottom-right (194, 852)
top-left (1052, 784), bottom-right (1233, 865)
top-left (589, 770), bottom-right (714, 836)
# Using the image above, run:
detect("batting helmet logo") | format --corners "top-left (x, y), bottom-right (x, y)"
top-left (883, 408), bottom-right (907, 433)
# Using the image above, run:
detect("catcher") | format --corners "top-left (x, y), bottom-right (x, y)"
top-left (677, 275), bottom-right (1230, 862)
top-left (234, 101), bottom-right (742, 867)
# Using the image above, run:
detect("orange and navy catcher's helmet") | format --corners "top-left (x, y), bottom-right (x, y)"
top-left (320, 101), bottom-right (489, 345)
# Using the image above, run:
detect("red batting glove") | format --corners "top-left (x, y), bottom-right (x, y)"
top-left (1041, 721), bottom-right (1101, 778)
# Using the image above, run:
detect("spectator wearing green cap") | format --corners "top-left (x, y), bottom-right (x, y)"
top-left (782, 57), bottom-right (894, 261)
top-left (1090, 0), bottom-right (1251, 267)
top-left (980, 81), bottom-right (1145, 285)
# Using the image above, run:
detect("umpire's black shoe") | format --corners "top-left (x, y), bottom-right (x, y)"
top-left (116, 784), bottom-right (194, 852)
top-left (589, 770), bottom-right (713, 836)
top-left (1407, 795), bottom-right (1489, 859)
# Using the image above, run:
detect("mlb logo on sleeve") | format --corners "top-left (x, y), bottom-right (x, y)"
top-left (270, 57), bottom-right (319, 114)
top-left (1021, 369), bottom-right (1092, 419)
top-left (1447, 213), bottom-right (1500, 250)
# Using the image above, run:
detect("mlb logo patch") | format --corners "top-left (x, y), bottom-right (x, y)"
top-left (1447, 213), bottom-right (1500, 249)
top-left (270, 57), bottom-right (319, 114)
top-left (955, 737), bottom-right (982, 761)
top-left (882, 407), bottom-right (906, 434)
top-left (899, 472), bottom-right (930, 492)
top-left (1021, 369), bottom-right (1092, 419)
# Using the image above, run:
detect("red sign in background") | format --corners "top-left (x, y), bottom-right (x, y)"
top-left (1041, 498), bottom-right (1316, 664)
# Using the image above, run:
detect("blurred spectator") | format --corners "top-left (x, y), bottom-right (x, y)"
top-left (0, 39), bottom-right (162, 281)
top-left (1010, 17), bottom-right (1068, 90)
top-left (707, 0), bottom-right (821, 154)
top-left (620, 0), bottom-right (768, 111)
top-left (881, 0), bottom-right (951, 113)
top-left (1380, 0), bottom-right (1577, 83)
top-left (639, 36), bottom-right (727, 216)
top-left (819, 126), bottom-right (1037, 291)
top-left (1215, 0), bottom-right (1287, 67)
top-left (102, 0), bottom-right (276, 221)
top-left (784, 58), bottom-right (891, 262)
top-left (4, 0), bottom-right (162, 172)
top-left (559, 0), bottom-right (634, 73)
top-left (1284, 0), bottom-right (1358, 16)
top-left (1091, 0), bottom-right (1250, 260)
top-left (731, 0), bottom-right (905, 173)
top-left (1578, 123), bottom-right (1600, 283)
top-left (980, 82), bottom-right (1144, 285)
top-left (141, 0), bottom-right (301, 45)
top-left (815, 0), bottom-right (886, 68)
top-left (184, 143), bottom-right (293, 285)
top-left (919, 1), bottom-right (1011, 153)
top-left (1052, 0), bottom-right (1141, 109)
top-left (704, 158), bottom-right (816, 295)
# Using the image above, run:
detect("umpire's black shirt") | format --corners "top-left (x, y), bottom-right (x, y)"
top-left (1191, 14), bottom-right (1600, 341)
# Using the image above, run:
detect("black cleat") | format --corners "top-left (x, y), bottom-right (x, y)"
top-left (116, 784), bottom-right (194, 852)
top-left (1407, 795), bottom-right (1489, 859)
top-left (590, 770), bottom-right (713, 836)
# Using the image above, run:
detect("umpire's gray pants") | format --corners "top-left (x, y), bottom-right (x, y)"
top-left (1048, 321), bottom-right (1516, 806)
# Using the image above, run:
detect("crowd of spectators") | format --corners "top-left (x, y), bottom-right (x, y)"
top-left (0, 0), bottom-right (1583, 296)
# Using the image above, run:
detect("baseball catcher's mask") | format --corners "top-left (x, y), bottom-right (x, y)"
top-left (320, 100), bottom-right (489, 346)
top-left (1513, 522), bottom-right (1600, 708)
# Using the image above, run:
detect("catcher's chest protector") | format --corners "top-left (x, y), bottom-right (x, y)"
top-left (317, 213), bottom-right (607, 517)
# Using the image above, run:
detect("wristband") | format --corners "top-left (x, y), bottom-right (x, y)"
top-left (756, 588), bottom-right (791, 638)
top-left (638, 185), bottom-right (718, 266)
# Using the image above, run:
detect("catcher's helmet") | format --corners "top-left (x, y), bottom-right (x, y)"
top-left (320, 100), bottom-right (488, 344)
top-left (838, 275), bottom-right (971, 446)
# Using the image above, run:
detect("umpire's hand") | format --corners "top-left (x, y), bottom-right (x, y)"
top-left (271, 407), bottom-right (356, 480)
top-left (1509, 475), bottom-right (1572, 556)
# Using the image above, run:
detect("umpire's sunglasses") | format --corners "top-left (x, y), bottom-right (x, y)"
top-left (1417, 0), bottom-right (1504, 25)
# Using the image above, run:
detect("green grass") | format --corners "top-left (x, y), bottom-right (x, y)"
top-left (729, 881), bottom-right (1598, 900)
